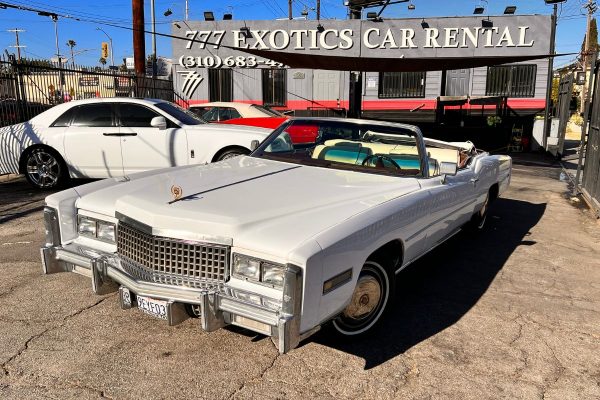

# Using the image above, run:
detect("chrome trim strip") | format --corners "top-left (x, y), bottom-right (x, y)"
top-left (43, 207), bottom-right (61, 246)
top-left (115, 212), bottom-right (233, 246)
top-left (115, 212), bottom-right (152, 234)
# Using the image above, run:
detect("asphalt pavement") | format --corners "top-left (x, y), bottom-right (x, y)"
top-left (1, 156), bottom-right (599, 400)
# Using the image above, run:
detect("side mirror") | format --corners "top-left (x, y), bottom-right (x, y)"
top-left (150, 116), bottom-right (167, 130)
top-left (439, 161), bottom-right (458, 177)
top-left (250, 139), bottom-right (260, 151)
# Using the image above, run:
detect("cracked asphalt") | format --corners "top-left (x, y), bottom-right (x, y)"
top-left (1, 154), bottom-right (600, 400)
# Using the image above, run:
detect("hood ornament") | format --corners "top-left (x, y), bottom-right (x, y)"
top-left (170, 185), bottom-right (183, 201)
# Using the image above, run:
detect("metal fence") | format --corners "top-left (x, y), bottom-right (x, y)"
top-left (579, 60), bottom-right (600, 215)
top-left (0, 54), bottom-right (177, 128)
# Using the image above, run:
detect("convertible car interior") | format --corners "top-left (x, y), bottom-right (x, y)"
top-left (263, 121), bottom-right (479, 177)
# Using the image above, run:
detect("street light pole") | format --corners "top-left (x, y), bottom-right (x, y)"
top-left (96, 27), bottom-right (115, 67)
top-left (52, 15), bottom-right (60, 62)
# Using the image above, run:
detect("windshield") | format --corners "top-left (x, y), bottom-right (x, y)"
top-left (254, 119), bottom-right (425, 177)
top-left (251, 104), bottom-right (284, 117)
top-left (155, 102), bottom-right (205, 125)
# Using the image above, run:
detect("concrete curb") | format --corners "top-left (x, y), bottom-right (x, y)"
top-left (0, 174), bottom-right (21, 183)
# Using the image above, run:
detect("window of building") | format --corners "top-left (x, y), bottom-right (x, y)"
top-left (71, 104), bottom-right (114, 127)
top-left (378, 72), bottom-right (426, 99)
top-left (262, 69), bottom-right (287, 107)
top-left (486, 64), bottom-right (537, 98)
top-left (208, 69), bottom-right (233, 102)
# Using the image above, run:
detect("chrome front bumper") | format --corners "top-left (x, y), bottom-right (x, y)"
top-left (40, 241), bottom-right (307, 354)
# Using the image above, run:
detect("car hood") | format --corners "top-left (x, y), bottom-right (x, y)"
top-left (76, 157), bottom-right (421, 256)
top-left (182, 123), bottom-right (271, 136)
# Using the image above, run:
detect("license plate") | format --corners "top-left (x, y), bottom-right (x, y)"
top-left (137, 295), bottom-right (168, 320)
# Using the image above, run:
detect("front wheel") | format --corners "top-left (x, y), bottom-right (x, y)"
top-left (216, 148), bottom-right (248, 161)
top-left (24, 147), bottom-right (69, 190)
top-left (332, 260), bottom-right (392, 336)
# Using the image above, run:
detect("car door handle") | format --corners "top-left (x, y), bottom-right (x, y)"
top-left (103, 132), bottom-right (137, 137)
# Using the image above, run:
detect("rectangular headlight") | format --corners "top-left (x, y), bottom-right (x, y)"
top-left (232, 254), bottom-right (286, 288)
top-left (261, 263), bottom-right (285, 288)
top-left (232, 254), bottom-right (261, 281)
top-left (77, 215), bottom-right (116, 243)
top-left (77, 216), bottom-right (96, 237)
top-left (97, 221), bottom-right (116, 242)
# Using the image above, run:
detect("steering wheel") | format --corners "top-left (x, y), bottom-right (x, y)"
top-left (361, 154), bottom-right (402, 170)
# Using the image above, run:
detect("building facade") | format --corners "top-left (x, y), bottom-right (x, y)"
top-left (172, 15), bottom-right (552, 125)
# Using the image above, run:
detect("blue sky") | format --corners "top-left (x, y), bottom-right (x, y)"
top-left (0, 0), bottom-right (591, 68)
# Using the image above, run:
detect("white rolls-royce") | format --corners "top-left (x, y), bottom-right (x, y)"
top-left (40, 118), bottom-right (511, 353)
top-left (0, 98), bottom-right (270, 189)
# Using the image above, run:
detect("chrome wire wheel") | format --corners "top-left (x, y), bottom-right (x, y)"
top-left (25, 149), bottom-right (62, 189)
top-left (333, 261), bottom-right (390, 336)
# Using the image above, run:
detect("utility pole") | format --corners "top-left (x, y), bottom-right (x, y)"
top-left (132, 0), bottom-right (146, 76)
top-left (542, 3), bottom-right (558, 152)
top-left (348, 6), bottom-right (362, 118)
top-left (151, 0), bottom-right (157, 78)
top-left (316, 0), bottom-right (320, 20)
top-left (581, 0), bottom-right (597, 113)
top-left (185, 0), bottom-right (189, 20)
top-left (7, 29), bottom-right (25, 61)
top-left (289, 0), bottom-right (293, 19)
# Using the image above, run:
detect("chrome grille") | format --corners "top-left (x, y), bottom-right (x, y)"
top-left (117, 223), bottom-right (229, 288)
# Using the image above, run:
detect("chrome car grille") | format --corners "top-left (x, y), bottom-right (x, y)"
top-left (116, 223), bottom-right (229, 289)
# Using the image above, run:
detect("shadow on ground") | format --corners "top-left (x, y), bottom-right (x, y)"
top-left (309, 197), bottom-right (546, 369)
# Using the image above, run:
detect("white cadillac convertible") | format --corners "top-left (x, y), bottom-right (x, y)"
top-left (0, 98), bottom-right (269, 189)
top-left (41, 118), bottom-right (511, 353)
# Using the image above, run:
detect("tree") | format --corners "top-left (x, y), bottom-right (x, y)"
top-left (99, 57), bottom-right (107, 68)
top-left (66, 39), bottom-right (77, 65)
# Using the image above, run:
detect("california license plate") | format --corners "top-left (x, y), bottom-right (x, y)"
top-left (137, 295), bottom-right (168, 320)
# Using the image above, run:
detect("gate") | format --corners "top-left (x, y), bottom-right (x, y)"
top-left (556, 72), bottom-right (575, 156)
top-left (0, 55), bottom-right (176, 128)
top-left (580, 60), bottom-right (600, 214)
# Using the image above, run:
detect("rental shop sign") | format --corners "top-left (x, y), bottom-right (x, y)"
top-left (172, 16), bottom-right (552, 69)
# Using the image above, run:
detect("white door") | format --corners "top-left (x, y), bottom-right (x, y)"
top-left (418, 169), bottom-right (476, 247)
top-left (313, 70), bottom-right (340, 102)
top-left (116, 103), bottom-right (188, 175)
top-left (62, 103), bottom-right (123, 178)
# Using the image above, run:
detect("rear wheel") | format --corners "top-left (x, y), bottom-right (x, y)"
top-left (23, 147), bottom-right (69, 190)
top-left (332, 260), bottom-right (392, 336)
top-left (467, 192), bottom-right (489, 231)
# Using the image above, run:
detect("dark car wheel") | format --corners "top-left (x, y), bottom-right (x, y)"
top-left (24, 147), bottom-right (69, 190)
top-left (332, 260), bottom-right (392, 336)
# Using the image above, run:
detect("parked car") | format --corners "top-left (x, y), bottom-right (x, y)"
top-left (189, 101), bottom-right (285, 122)
top-left (0, 98), bottom-right (270, 189)
top-left (189, 101), bottom-right (288, 128)
top-left (41, 117), bottom-right (511, 353)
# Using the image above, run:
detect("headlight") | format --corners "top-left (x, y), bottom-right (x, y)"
top-left (77, 215), bottom-right (116, 243)
top-left (261, 263), bottom-right (285, 287)
top-left (232, 254), bottom-right (285, 288)
top-left (78, 216), bottom-right (97, 237)
top-left (232, 254), bottom-right (261, 281)
top-left (97, 221), bottom-right (116, 242)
